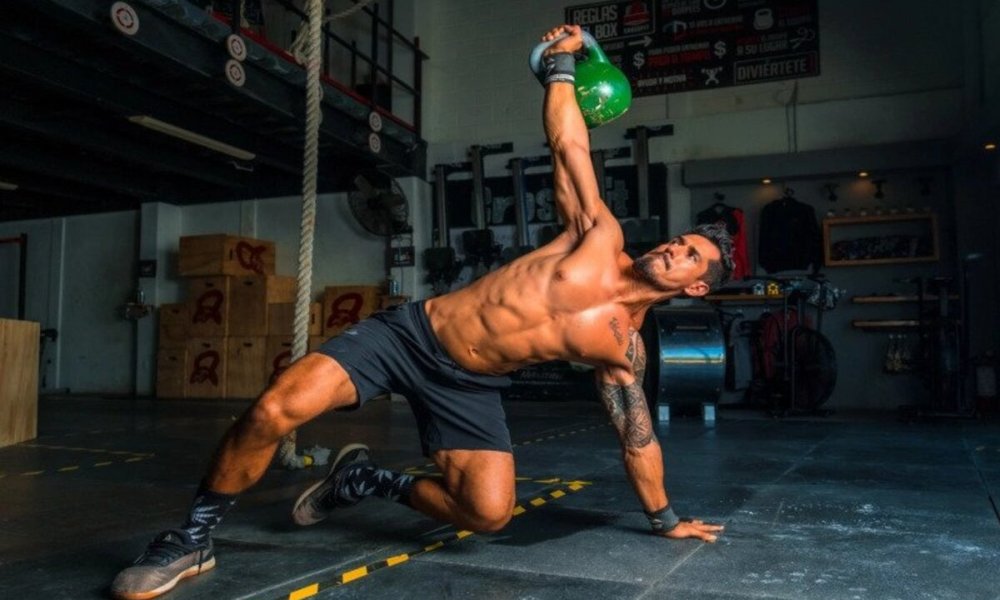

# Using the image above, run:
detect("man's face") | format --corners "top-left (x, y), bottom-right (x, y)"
top-left (633, 234), bottom-right (719, 297)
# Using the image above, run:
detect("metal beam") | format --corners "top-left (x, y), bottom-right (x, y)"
top-left (0, 97), bottom-right (251, 190)
top-left (0, 33), bottom-right (304, 177)
top-left (38, 0), bottom-right (423, 176)
top-left (0, 142), bottom-right (160, 198)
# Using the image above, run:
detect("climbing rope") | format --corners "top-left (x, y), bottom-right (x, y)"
top-left (288, 0), bottom-right (378, 63)
top-left (276, 0), bottom-right (327, 469)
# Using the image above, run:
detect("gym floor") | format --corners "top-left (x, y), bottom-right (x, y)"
top-left (2, 396), bottom-right (999, 600)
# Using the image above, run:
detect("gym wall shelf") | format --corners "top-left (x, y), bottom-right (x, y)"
top-left (851, 319), bottom-right (921, 331)
top-left (849, 293), bottom-right (959, 331)
top-left (822, 213), bottom-right (939, 267)
top-left (852, 294), bottom-right (958, 304)
top-left (704, 294), bottom-right (789, 303)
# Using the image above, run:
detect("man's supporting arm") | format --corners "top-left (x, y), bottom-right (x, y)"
top-left (597, 328), bottom-right (723, 542)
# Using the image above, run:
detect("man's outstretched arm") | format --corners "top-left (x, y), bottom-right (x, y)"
top-left (540, 25), bottom-right (618, 241)
top-left (597, 327), bottom-right (724, 542)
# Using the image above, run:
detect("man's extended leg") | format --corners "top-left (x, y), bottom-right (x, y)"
top-left (111, 353), bottom-right (360, 600)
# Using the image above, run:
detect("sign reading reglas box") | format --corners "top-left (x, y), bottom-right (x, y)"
top-left (564, 0), bottom-right (819, 96)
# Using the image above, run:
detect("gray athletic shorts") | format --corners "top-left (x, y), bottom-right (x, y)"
top-left (316, 301), bottom-right (513, 456)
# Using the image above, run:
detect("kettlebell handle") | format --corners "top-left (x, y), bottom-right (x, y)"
top-left (528, 29), bottom-right (603, 81)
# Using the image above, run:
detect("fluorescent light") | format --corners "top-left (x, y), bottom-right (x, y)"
top-left (0, 180), bottom-right (18, 191)
top-left (761, 178), bottom-right (772, 184)
top-left (128, 115), bottom-right (256, 161)
top-left (858, 171), bottom-right (869, 178)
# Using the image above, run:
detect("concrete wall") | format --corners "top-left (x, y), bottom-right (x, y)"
top-left (416, 0), bottom-right (967, 168)
top-left (0, 212), bottom-right (136, 394)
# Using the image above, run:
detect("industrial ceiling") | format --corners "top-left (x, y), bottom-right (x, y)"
top-left (0, 0), bottom-right (426, 222)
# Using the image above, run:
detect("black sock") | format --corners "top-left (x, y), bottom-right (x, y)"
top-left (182, 483), bottom-right (237, 544)
top-left (338, 465), bottom-right (415, 506)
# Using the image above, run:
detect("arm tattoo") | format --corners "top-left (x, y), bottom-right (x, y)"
top-left (600, 381), bottom-right (654, 448)
top-left (609, 317), bottom-right (624, 346)
top-left (599, 328), bottom-right (654, 448)
top-left (628, 328), bottom-right (647, 383)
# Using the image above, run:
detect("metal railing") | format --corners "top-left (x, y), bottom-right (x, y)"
top-left (219, 0), bottom-right (426, 134)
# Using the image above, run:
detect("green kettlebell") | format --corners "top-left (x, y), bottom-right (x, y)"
top-left (529, 30), bottom-right (632, 128)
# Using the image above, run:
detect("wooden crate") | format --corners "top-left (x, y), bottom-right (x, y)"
top-left (186, 276), bottom-right (231, 337)
top-left (184, 338), bottom-right (228, 398)
top-left (228, 276), bottom-right (268, 336)
top-left (0, 319), bottom-right (39, 447)
top-left (266, 275), bottom-right (297, 303)
top-left (264, 336), bottom-right (326, 385)
top-left (155, 343), bottom-right (187, 399)
top-left (188, 276), bottom-right (297, 338)
top-left (179, 234), bottom-right (275, 277)
top-left (226, 337), bottom-right (268, 399)
top-left (267, 302), bottom-right (321, 336)
top-left (322, 285), bottom-right (382, 337)
top-left (158, 303), bottom-right (188, 341)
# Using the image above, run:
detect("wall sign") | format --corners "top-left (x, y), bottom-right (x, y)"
top-left (565, 0), bottom-right (820, 96)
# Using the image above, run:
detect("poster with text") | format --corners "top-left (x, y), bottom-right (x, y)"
top-left (564, 0), bottom-right (819, 96)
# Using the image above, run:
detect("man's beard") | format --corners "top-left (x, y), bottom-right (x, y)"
top-left (633, 255), bottom-right (671, 291)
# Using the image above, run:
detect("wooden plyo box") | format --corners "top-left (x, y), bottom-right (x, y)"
top-left (321, 285), bottom-right (382, 337)
top-left (184, 338), bottom-right (228, 399)
top-left (228, 276), bottom-right (268, 337)
top-left (188, 275), bottom-right (298, 338)
top-left (158, 303), bottom-right (188, 341)
top-left (265, 275), bottom-right (297, 303)
top-left (267, 302), bottom-right (321, 336)
top-left (155, 343), bottom-right (187, 399)
top-left (186, 277), bottom-right (231, 338)
top-left (0, 319), bottom-right (39, 448)
top-left (179, 234), bottom-right (276, 277)
top-left (226, 337), bottom-right (268, 399)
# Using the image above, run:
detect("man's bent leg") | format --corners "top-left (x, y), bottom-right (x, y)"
top-left (111, 353), bottom-right (359, 600)
top-left (410, 449), bottom-right (516, 532)
top-left (204, 353), bottom-right (360, 495)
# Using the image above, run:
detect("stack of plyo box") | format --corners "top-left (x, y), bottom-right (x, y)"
top-left (156, 234), bottom-right (315, 399)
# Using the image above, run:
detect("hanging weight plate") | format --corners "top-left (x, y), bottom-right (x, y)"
top-left (225, 59), bottom-right (246, 87)
top-left (226, 34), bottom-right (247, 61)
top-left (368, 111), bottom-right (383, 132)
top-left (110, 2), bottom-right (140, 36)
top-left (368, 132), bottom-right (382, 154)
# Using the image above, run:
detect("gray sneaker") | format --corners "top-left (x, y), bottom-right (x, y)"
top-left (110, 529), bottom-right (214, 600)
top-left (292, 443), bottom-right (372, 526)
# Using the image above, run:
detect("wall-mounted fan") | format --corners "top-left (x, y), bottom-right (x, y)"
top-left (348, 171), bottom-right (411, 237)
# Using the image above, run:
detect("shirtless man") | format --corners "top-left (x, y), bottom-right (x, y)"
top-left (111, 24), bottom-right (731, 600)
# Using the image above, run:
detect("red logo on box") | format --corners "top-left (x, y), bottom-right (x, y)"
top-left (326, 293), bottom-right (364, 328)
top-left (190, 351), bottom-right (221, 385)
top-left (235, 241), bottom-right (267, 274)
top-left (192, 289), bottom-right (224, 325)
top-left (269, 350), bottom-right (292, 384)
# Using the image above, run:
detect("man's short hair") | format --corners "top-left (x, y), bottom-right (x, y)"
top-left (689, 223), bottom-right (734, 290)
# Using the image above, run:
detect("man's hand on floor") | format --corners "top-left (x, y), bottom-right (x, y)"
top-left (659, 519), bottom-right (724, 543)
